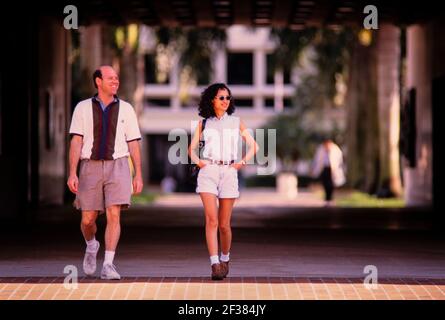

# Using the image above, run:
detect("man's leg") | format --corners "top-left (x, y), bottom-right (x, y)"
top-left (81, 211), bottom-right (98, 240)
top-left (101, 205), bottom-right (122, 280)
top-left (321, 168), bottom-right (333, 204)
top-left (326, 183), bottom-right (334, 202)
top-left (105, 205), bottom-right (121, 249)
top-left (81, 211), bottom-right (100, 276)
top-left (326, 168), bottom-right (334, 204)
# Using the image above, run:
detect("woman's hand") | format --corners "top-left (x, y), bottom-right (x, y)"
top-left (231, 161), bottom-right (245, 171)
top-left (198, 159), bottom-right (210, 168)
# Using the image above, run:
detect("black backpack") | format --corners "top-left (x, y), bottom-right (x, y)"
top-left (188, 119), bottom-right (207, 184)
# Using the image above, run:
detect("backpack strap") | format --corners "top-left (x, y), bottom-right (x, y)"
top-left (199, 119), bottom-right (207, 141)
top-left (197, 119), bottom-right (207, 158)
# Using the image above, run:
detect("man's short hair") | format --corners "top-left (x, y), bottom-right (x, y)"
top-left (93, 69), bottom-right (102, 89)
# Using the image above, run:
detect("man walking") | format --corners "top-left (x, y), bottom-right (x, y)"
top-left (67, 66), bottom-right (143, 279)
top-left (311, 137), bottom-right (345, 207)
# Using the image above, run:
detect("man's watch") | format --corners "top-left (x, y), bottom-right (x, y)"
top-left (240, 160), bottom-right (247, 165)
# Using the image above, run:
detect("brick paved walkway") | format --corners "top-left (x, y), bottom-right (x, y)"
top-left (0, 198), bottom-right (442, 301)
top-left (1, 277), bottom-right (445, 300)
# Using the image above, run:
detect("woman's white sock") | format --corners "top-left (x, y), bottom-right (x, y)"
top-left (220, 252), bottom-right (230, 262)
top-left (210, 255), bottom-right (220, 265)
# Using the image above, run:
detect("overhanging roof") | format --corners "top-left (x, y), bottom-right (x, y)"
top-left (44, 0), bottom-right (443, 27)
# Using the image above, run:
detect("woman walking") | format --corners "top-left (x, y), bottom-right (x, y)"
top-left (188, 83), bottom-right (259, 280)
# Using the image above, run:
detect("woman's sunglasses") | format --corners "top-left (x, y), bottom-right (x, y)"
top-left (216, 95), bottom-right (232, 101)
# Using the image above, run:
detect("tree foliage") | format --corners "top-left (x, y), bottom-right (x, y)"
top-left (154, 27), bottom-right (226, 84)
top-left (265, 27), bottom-right (352, 170)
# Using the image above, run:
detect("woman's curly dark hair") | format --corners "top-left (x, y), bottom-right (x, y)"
top-left (198, 83), bottom-right (235, 119)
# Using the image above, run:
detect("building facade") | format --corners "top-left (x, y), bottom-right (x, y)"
top-left (139, 26), bottom-right (298, 190)
top-left (138, 25), bottom-right (346, 190)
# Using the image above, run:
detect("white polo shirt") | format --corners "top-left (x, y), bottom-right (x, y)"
top-left (69, 96), bottom-right (141, 160)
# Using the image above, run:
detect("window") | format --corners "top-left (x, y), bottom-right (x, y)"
top-left (195, 60), bottom-right (211, 85)
top-left (283, 98), bottom-right (293, 108)
top-left (181, 96), bottom-right (200, 109)
top-left (234, 98), bottom-right (253, 108)
top-left (283, 69), bottom-right (291, 84)
top-left (265, 98), bottom-right (293, 108)
top-left (144, 54), bottom-right (169, 84)
top-left (146, 98), bottom-right (171, 108)
top-left (266, 54), bottom-right (274, 85)
top-left (266, 54), bottom-right (291, 85)
top-left (227, 52), bottom-right (253, 85)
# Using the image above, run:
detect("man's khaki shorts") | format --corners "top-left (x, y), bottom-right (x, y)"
top-left (74, 157), bottom-right (132, 213)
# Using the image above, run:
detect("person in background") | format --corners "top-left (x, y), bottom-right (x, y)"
top-left (311, 137), bottom-right (345, 207)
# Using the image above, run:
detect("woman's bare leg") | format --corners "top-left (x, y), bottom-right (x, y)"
top-left (199, 192), bottom-right (219, 256)
top-left (218, 198), bottom-right (235, 255)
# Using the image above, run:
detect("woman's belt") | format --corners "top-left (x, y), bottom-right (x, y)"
top-left (203, 158), bottom-right (235, 165)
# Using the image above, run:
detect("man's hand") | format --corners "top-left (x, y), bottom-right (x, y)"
top-left (132, 175), bottom-right (143, 195)
top-left (67, 174), bottom-right (79, 194)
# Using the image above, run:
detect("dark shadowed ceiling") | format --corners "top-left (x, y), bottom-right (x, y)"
top-left (41, 0), bottom-right (443, 27)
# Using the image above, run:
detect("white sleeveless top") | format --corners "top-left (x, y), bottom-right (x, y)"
top-left (202, 113), bottom-right (240, 162)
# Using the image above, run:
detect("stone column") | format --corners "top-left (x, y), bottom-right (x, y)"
top-left (376, 24), bottom-right (403, 197)
top-left (404, 24), bottom-right (433, 206)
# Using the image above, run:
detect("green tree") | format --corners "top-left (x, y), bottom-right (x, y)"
top-left (266, 27), bottom-right (352, 172)
top-left (154, 27), bottom-right (226, 84)
top-left (111, 24), bottom-right (141, 113)
top-left (345, 28), bottom-right (380, 193)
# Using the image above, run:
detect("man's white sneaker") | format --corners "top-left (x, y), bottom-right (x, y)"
top-left (101, 263), bottom-right (121, 280)
top-left (83, 240), bottom-right (100, 276)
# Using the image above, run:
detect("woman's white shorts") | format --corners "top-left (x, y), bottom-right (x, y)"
top-left (196, 164), bottom-right (239, 198)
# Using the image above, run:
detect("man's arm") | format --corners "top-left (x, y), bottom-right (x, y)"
top-left (67, 135), bottom-right (83, 193)
top-left (128, 140), bottom-right (143, 194)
